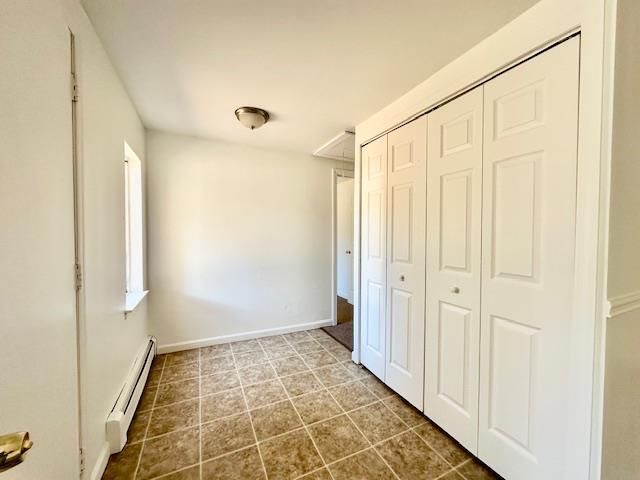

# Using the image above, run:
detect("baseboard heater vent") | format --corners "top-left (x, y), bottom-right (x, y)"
top-left (106, 336), bottom-right (157, 453)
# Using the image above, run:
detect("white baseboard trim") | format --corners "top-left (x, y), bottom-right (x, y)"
top-left (89, 441), bottom-right (110, 480)
top-left (607, 291), bottom-right (640, 319)
top-left (157, 319), bottom-right (334, 354)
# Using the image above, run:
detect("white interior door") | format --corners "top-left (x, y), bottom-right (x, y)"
top-left (0, 22), bottom-right (80, 479)
top-left (360, 136), bottom-right (388, 379)
top-left (337, 178), bottom-right (354, 303)
top-left (424, 87), bottom-right (483, 452)
top-left (385, 116), bottom-right (426, 409)
top-left (478, 37), bottom-right (580, 480)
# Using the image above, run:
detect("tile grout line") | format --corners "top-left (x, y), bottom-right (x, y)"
top-left (114, 330), bottom-right (481, 480)
top-left (133, 354), bottom-right (166, 479)
top-left (268, 351), bottom-right (338, 480)
top-left (234, 339), bottom-right (270, 480)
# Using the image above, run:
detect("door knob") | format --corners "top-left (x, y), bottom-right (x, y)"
top-left (450, 286), bottom-right (460, 294)
top-left (0, 432), bottom-right (33, 472)
top-left (400, 275), bottom-right (405, 282)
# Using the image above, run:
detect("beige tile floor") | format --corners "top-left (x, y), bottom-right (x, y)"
top-left (103, 328), bottom-right (501, 480)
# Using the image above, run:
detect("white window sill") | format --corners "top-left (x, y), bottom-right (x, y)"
top-left (125, 290), bottom-right (149, 313)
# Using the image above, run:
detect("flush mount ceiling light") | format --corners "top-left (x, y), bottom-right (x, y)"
top-left (234, 106), bottom-right (269, 130)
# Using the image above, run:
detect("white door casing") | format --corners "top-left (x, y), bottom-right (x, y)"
top-left (385, 116), bottom-right (427, 409)
top-left (360, 136), bottom-right (388, 379)
top-left (424, 86), bottom-right (483, 453)
top-left (478, 37), bottom-right (580, 480)
top-left (337, 178), bottom-right (354, 303)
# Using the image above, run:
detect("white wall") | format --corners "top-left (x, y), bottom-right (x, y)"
top-left (146, 130), bottom-right (333, 350)
top-left (336, 178), bottom-right (354, 302)
top-left (68, 5), bottom-right (150, 478)
top-left (601, 0), bottom-right (640, 477)
top-left (1, 1), bottom-right (149, 478)
top-left (0, 1), bottom-right (79, 477)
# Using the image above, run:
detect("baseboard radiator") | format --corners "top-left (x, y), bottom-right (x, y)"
top-left (106, 336), bottom-right (157, 453)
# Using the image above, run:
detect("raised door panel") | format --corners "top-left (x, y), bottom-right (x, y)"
top-left (385, 115), bottom-right (426, 409)
top-left (360, 135), bottom-right (388, 379)
top-left (478, 37), bottom-right (580, 480)
top-left (425, 87), bottom-right (483, 453)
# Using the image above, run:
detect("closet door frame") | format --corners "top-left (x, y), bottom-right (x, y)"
top-left (354, 8), bottom-right (614, 475)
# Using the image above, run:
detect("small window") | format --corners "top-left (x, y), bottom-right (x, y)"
top-left (124, 142), bottom-right (146, 312)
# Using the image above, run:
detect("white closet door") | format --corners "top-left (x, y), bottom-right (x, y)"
top-left (360, 135), bottom-right (388, 379)
top-left (478, 37), bottom-right (580, 479)
top-left (424, 87), bottom-right (483, 452)
top-left (385, 116), bottom-right (426, 409)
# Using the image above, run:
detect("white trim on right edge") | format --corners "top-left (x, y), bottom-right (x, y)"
top-left (607, 291), bottom-right (640, 318)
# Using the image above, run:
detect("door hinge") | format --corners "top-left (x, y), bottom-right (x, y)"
top-left (75, 263), bottom-right (83, 290)
top-left (79, 447), bottom-right (85, 475)
top-left (71, 73), bottom-right (79, 103)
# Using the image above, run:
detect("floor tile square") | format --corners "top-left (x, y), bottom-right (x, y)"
top-left (307, 329), bottom-right (330, 340)
top-left (414, 420), bottom-right (471, 467)
top-left (103, 442), bottom-right (141, 480)
top-left (280, 371), bottom-right (323, 397)
top-left (238, 363), bottom-right (277, 386)
top-left (259, 428), bottom-right (323, 480)
top-left (147, 398), bottom-right (200, 437)
top-left (329, 381), bottom-right (378, 411)
top-left (293, 340), bottom-right (324, 354)
top-left (383, 395), bottom-right (425, 427)
top-left (201, 412), bottom-right (256, 460)
top-left (201, 388), bottom-right (246, 422)
top-left (138, 384), bottom-right (158, 412)
top-left (360, 376), bottom-right (395, 399)
top-left (348, 402), bottom-right (407, 444)
top-left (231, 339), bottom-right (262, 354)
top-left (292, 390), bottom-right (342, 425)
top-left (301, 350), bottom-right (338, 369)
top-left (313, 364), bottom-right (354, 387)
top-left (165, 349), bottom-right (199, 366)
top-left (201, 354), bottom-right (235, 376)
top-left (161, 466), bottom-right (201, 479)
top-left (307, 414), bottom-right (369, 463)
top-left (250, 400), bottom-right (302, 440)
top-left (162, 362), bottom-right (200, 384)
top-left (147, 364), bottom-right (163, 387)
top-left (128, 409), bottom-right (150, 443)
top-left (258, 335), bottom-right (288, 348)
top-left (299, 468), bottom-right (332, 479)
top-left (263, 344), bottom-right (297, 359)
top-left (156, 378), bottom-right (200, 407)
top-left (455, 458), bottom-right (503, 479)
top-left (201, 343), bottom-right (232, 358)
top-left (137, 427), bottom-right (200, 480)
top-left (271, 355), bottom-right (309, 376)
top-left (327, 346), bottom-right (353, 362)
top-left (243, 379), bottom-right (287, 409)
top-left (341, 361), bottom-right (372, 380)
top-left (329, 448), bottom-right (396, 480)
top-left (202, 446), bottom-right (266, 480)
top-left (282, 331), bottom-right (312, 344)
top-left (235, 349), bottom-right (269, 368)
top-left (201, 370), bottom-right (240, 396)
top-left (439, 471), bottom-right (466, 480)
top-left (376, 431), bottom-right (450, 480)
top-left (316, 337), bottom-right (343, 350)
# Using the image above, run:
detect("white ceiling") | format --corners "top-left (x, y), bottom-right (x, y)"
top-left (81, 0), bottom-right (539, 154)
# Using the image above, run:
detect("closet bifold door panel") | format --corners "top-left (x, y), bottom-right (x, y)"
top-left (478, 37), bottom-right (580, 479)
top-left (360, 135), bottom-right (388, 380)
top-left (424, 87), bottom-right (483, 453)
top-left (385, 116), bottom-right (427, 409)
